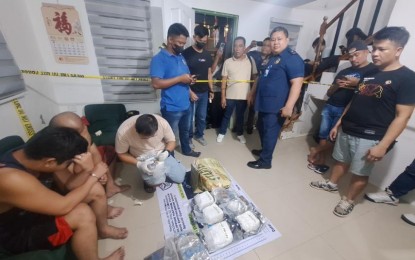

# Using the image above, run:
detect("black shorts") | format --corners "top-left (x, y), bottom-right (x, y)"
top-left (0, 210), bottom-right (73, 254)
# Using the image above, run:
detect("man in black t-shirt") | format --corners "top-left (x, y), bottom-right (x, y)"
top-left (310, 27), bottom-right (415, 217)
top-left (182, 25), bottom-right (214, 146)
top-left (308, 40), bottom-right (377, 174)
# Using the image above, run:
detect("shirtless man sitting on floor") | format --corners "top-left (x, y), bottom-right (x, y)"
top-left (0, 127), bottom-right (125, 260)
top-left (49, 112), bottom-right (128, 239)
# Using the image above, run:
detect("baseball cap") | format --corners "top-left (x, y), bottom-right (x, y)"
top-left (347, 40), bottom-right (368, 54)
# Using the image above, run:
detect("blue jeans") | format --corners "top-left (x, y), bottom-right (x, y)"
top-left (219, 99), bottom-right (247, 136)
top-left (257, 112), bottom-right (285, 166)
top-left (161, 107), bottom-right (192, 154)
top-left (190, 91), bottom-right (209, 139)
top-left (319, 104), bottom-right (344, 140)
top-left (389, 159), bottom-right (415, 198)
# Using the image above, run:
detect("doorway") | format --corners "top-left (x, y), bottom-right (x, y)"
top-left (193, 9), bottom-right (238, 60)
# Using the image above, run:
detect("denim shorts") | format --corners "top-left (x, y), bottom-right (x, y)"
top-left (319, 104), bottom-right (344, 140)
top-left (332, 130), bottom-right (379, 176)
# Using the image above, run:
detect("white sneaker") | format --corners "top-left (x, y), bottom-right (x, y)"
top-left (364, 188), bottom-right (399, 206)
top-left (189, 140), bottom-right (195, 150)
top-left (216, 134), bottom-right (225, 143)
top-left (237, 135), bottom-right (246, 144)
top-left (401, 213), bottom-right (415, 226)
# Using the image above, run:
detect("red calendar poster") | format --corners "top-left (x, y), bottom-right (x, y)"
top-left (41, 3), bottom-right (89, 64)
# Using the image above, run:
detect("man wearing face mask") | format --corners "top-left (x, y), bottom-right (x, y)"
top-left (150, 23), bottom-right (201, 157)
top-left (182, 25), bottom-right (214, 146)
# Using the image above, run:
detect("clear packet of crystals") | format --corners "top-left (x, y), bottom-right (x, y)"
top-left (210, 187), bottom-right (238, 204)
top-left (193, 203), bottom-right (224, 226)
top-left (200, 220), bottom-right (234, 253)
top-left (234, 205), bottom-right (266, 238)
top-left (193, 191), bottom-right (215, 211)
top-left (219, 196), bottom-right (249, 219)
top-left (163, 232), bottom-right (210, 260)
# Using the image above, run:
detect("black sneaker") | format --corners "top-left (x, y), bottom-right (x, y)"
top-left (183, 150), bottom-right (201, 157)
top-left (247, 160), bottom-right (271, 169)
top-left (307, 163), bottom-right (329, 174)
top-left (314, 164), bottom-right (330, 174)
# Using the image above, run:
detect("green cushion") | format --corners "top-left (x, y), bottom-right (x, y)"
top-left (84, 104), bottom-right (127, 146)
top-left (0, 136), bottom-right (24, 156)
top-left (0, 245), bottom-right (75, 260)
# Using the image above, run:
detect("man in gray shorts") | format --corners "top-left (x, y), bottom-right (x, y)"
top-left (310, 27), bottom-right (415, 217)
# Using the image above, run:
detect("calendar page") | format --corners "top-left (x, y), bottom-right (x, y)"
top-left (41, 3), bottom-right (89, 64)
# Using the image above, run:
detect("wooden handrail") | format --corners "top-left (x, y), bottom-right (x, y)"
top-left (327, 0), bottom-right (358, 28)
top-left (310, 0), bottom-right (359, 80)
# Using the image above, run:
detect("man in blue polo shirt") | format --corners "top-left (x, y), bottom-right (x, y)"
top-left (150, 23), bottom-right (201, 157)
top-left (247, 26), bottom-right (304, 169)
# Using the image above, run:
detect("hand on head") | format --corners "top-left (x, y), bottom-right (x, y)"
top-left (73, 152), bottom-right (94, 172)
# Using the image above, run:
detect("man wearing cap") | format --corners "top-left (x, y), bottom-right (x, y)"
top-left (310, 27), bottom-right (415, 217)
top-left (308, 40), bottom-right (377, 174)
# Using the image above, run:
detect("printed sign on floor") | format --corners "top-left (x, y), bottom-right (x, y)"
top-left (156, 175), bottom-right (281, 259)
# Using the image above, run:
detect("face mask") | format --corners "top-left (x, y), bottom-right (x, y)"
top-left (172, 45), bottom-right (184, 54)
top-left (195, 41), bottom-right (206, 50)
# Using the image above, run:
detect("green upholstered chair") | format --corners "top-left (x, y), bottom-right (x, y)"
top-left (0, 135), bottom-right (24, 155)
top-left (0, 246), bottom-right (75, 260)
top-left (0, 136), bottom-right (75, 260)
top-left (84, 104), bottom-right (128, 146)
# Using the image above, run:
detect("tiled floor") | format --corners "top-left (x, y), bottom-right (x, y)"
top-left (99, 129), bottom-right (415, 260)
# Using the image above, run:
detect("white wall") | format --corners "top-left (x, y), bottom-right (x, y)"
top-left (299, 0), bottom-right (396, 57)
top-left (369, 0), bottom-right (415, 204)
top-left (0, 0), bottom-right (104, 136)
top-left (0, 0), bottom-right (162, 138)
top-left (0, 0), bottom-right (405, 148)
top-left (168, 0), bottom-right (394, 60)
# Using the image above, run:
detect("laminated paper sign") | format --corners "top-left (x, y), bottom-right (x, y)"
top-left (41, 3), bottom-right (88, 64)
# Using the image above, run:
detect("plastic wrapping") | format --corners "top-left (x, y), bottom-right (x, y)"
top-left (137, 150), bottom-right (158, 162)
top-left (163, 233), bottom-right (210, 260)
top-left (136, 150), bottom-right (168, 185)
top-left (189, 188), bottom-right (267, 253)
top-left (220, 197), bottom-right (248, 218)
top-left (235, 206), bottom-right (266, 237)
top-left (201, 221), bottom-right (234, 252)
top-left (211, 187), bottom-right (238, 204)
top-left (194, 191), bottom-right (215, 211)
top-left (235, 211), bottom-right (260, 233)
top-left (191, 158), bottom-right (231, 192)
top-left (193, 203), bottom-right (224, 226)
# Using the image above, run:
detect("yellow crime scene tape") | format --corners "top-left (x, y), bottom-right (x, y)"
top-left (20, 70), bottom-right (249, 83)
top-left (12, 99), bottom-right (36, 139)
top-left (21, 69), bottom-right (333, 86)
top-left (13, 70), bottom-right (332, 139)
